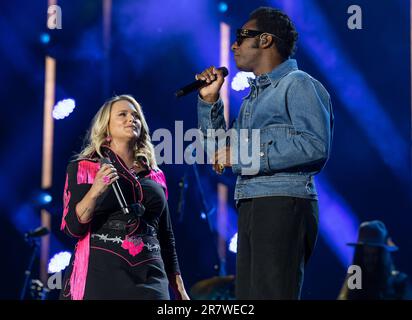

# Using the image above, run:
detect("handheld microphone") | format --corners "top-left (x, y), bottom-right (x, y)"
top-left (100, 158), bottom-right (130, 215)
top-left (175, 67), bottom-right (229, 98)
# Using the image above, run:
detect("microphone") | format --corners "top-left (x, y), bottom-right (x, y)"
top-left (100, 158), bottom-right (130, 215)
top-left (175, 67), bottom-right (229, 98)
top-left (24, 226), bottom-right (49, 239)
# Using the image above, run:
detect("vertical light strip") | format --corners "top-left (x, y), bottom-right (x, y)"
top-left (42, 56), bottom-right (55, 190)
top-left (40, 55), bottom-right (55, 283)
top-left (40, 0), bottom-right (58, 284)
top-left (40, 55), bottom-right (55, 284)
top-left (217, 183), bottom-right (228, 275)
top-left (216, 22), bottom-right (231, 276)
top-left (103, 0), bottom-right (112, 48)
top-left (220, 22), bottom-right (230, 126)
top-left (102, 0), bottom-right (112, 96)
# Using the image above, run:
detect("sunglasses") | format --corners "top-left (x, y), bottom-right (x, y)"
top-left (235, 28), bottom-right (283, 46)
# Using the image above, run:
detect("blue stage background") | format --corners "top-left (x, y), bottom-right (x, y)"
top-left (0, 0), bottom-right (410, 299)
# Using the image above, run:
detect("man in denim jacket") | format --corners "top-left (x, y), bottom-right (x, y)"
top-left (196, 7), bottom-right (334, 299)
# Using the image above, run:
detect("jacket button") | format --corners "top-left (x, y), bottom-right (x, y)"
top-left (260, 152), bottom-right (264, 157)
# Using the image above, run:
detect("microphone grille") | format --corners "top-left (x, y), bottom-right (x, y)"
top-left (219, 66), bottom-right (229, 77)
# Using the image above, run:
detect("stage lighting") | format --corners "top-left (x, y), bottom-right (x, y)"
top-left (48, 251), bottom-right (72, 273)
top-left (218, 2), bottom-right (228, 13)
top-left (52, 98), bottom-right (76, 120)
top-left (32, 190), bottom-right (53, 207)
top-left (231, 71), bottom-right (255, 91)
top-left (43, 194), bottom-right (52, 203)
top-left (39, 33), bottom-right (50, 45)
top-left (228, 232), bottom-right (237, 253)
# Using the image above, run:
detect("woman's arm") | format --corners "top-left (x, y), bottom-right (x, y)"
top-left (158, 200), bottom-right (189, 299)
top-left (61, 161), bottom-right (119, 237)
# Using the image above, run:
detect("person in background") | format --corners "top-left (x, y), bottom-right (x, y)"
top-left (338, 220), bottom-right (412, 300)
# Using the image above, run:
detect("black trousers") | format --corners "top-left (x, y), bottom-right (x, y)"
top-left (236, 196), bottom-right (319, 300)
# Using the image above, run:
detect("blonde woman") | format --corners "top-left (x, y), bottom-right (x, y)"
top-left (59, 95), bottom-right (189, 300)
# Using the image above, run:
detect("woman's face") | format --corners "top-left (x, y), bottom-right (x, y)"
top-left (108, 100), bottom-right (142, 142)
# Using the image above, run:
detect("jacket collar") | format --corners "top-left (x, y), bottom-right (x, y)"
top-left (247, 59), bottom-right (298, 88)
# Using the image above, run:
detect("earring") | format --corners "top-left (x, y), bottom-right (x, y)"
top-left (106, 136), bottom-right (112, 143)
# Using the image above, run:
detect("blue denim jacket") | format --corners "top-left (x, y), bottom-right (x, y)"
top-left (197, 59), bottom-right (334, 201)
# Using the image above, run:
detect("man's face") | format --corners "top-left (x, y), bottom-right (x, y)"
top-left (231, 19), bottom-right (261, 72)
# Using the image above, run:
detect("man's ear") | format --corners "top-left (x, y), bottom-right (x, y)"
top-left (260, 34), bottom-right (274, 48)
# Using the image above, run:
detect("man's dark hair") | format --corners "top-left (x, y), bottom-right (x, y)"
top-left (250, 7), bottom-right (298, 59)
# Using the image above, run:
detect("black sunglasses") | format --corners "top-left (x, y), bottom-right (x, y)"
top-left (235, 28), bottom-right (283, 46)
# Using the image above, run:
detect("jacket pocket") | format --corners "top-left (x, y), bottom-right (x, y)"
top-left (260, 125), bottom-right (295, 173)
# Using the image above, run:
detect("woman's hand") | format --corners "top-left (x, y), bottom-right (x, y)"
top-left (179, 288), bottom-right (190, 300)
top-left (75, 163), bottom-right (119, 223)
top-left (169, 274), bottom-right (191, 300)
top-left (89, 163), bottom-right (119, 199)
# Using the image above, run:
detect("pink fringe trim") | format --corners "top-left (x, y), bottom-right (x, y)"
top-left (60, 174), bottom-right (71, 231)
top-left (77, 160), bottom-right (100, 184)
top-left (70, 230), bottom-right (90, 300)
top-left (62, 160), bottom-right (98, 300)
top-left (146, 169), bottom-right (168, 199)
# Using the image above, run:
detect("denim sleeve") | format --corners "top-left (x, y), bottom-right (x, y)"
top-left (261, 77), bottom-right (332, 173)
top-left (230, 120), bottom-right (242, 176)
top-left (197, 95), bottom-right (227, 133)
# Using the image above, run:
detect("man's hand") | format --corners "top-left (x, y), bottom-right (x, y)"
top-left (211, 146), bottom-right (232, 174)
top-left (195, 66), bottom-right (225, 103)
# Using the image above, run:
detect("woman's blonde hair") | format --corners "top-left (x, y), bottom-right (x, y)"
top-left (76, 95), bottom-right (158, 169)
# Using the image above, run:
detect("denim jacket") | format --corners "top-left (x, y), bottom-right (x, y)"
top-left (197, 59), bottom-right (334, 201)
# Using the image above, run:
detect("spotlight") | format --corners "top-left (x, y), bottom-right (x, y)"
top-left (31, 190), bottom-right (53, 208)
top-left (42, 194), bottom-right (52, 204)
top-left (52, 98), bottom-right (76, 120)
top-left (231, 71), bottom-right (255, 91)
top-left (228, 232), bottom-right (237, 253)
top-left (48, 251), bottom-right (72, 273)
top-left (39, 32), bottom-right (50, 45)
top-left (218, 2), bottom-right (228, 13)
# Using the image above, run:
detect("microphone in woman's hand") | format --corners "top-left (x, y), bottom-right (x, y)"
top-left (100, 158), bottom-right (129, 214)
